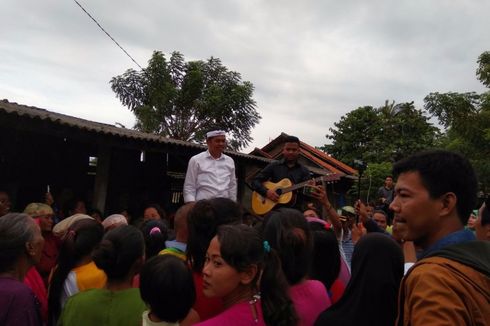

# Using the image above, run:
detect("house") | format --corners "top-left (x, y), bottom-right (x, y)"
top-left (0, 99), bottom-right (271, 217)
top-left (247, 133), bottom-right (358, 211)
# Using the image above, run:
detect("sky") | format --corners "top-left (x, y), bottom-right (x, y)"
top-left (1, 0), bottom-right (489, 152)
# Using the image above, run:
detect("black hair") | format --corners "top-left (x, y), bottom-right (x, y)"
top-left (284, 135), bottom-right (300, 144)
top-left (308, 222), bottom-right (341, 290)
top-left (392, 150), bottom-right (478, 225)
top-left (0, 213), bottom-right (36, 273)
top-left (373, 210), bottom-right (388, 218)
top-left (48, 219), bottom-right (104, 325)
top-left (217, 224), bottom-right (298, 326)
top-left (140, 255), bottom-right (195, 323)
top-left (144, 203), bottom-right (167, 221)
top-left (93, 225), bottom-right (144, 280)
top-left (186, 198), bottom-right (242, 273)
top-left (262, 208), bottom-right (313, 285)
top-left (140, 220), bottom-right (168, 258)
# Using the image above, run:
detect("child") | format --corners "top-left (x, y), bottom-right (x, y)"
top-left (140, 255), bottom-right (197, 326)
top-left (58, 225), bottom-right (146, 325)
top-left (195, 224), bottom-right (297, 326)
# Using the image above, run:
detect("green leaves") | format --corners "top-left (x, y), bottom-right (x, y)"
top-left (477, 51), bottom-right (490, 88)
top-left (110, 51), bottom-right (260, 151)
top-left (322, 102), bottom-right (438, 165)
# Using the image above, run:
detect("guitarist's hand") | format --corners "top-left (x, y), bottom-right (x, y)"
top-left (266, 189), bottom-right (280, 202)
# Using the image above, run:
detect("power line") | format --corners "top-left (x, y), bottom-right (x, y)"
top-left (73, 0), bottom-right (143, 70)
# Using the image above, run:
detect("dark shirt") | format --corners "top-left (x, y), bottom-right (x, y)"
top-left (377, 186), bottom-right (394, 205)
top-left (251, 159), bottom-right (311, 210)
top-left (0, 277), bottom-right (42, 326)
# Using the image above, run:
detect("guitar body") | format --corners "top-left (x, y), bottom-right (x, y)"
top-left (251, 178), bottom-right (294, 215)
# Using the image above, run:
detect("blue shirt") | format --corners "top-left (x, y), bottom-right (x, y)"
top-left (419, 228), bottom-right (475, 259)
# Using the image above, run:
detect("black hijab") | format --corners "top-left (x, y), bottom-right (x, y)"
top-left (314, 233), bottom-right (404, 326)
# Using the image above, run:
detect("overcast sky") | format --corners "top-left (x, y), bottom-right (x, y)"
top-left (1, 0), bottom-right (489, 152)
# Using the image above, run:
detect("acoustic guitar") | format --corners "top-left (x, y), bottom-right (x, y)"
top-left (251, 174), bottom-right (340, 215)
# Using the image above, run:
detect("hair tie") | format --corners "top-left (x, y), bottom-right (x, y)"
top-left (324, 223), bottom-right (332, 231)
top-left (149, 227), bottom-right (161, 236)
top-left (263, 241), bottom-right (271, 253)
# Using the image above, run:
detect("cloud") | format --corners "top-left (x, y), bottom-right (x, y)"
top-left (1, 0), bottom-right (489, 153)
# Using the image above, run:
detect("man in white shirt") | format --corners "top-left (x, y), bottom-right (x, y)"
top-left (183, 130), bottom-right (237, 202)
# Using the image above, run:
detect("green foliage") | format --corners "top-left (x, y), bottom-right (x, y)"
top-left (348, 162), bottom-right (393, 203)
top-left (424, 91), bottom-right (490, 191)
top-left (477, 51), bottom-right (490, 88)
top-left (321, 101), bottom-right (439, 165)
top-left (110, 51), bottom-right (261, 150)
top-left (423, 51), bottom-right (490, 192)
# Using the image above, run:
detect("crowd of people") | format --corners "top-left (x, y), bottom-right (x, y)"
top-left (1, 131), bottom-right (490, 326)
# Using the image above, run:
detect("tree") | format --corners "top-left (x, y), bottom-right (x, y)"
top-left (477, 51), bottom-right (490, 88)
top-left (321, 102), bottom-right (439, 165)
top-left (424, 78), bottom-right (490, 191)
top-left (110, 51), bottom-right (261, 151)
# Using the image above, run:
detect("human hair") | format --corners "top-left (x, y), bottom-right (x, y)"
top-left (392, 150), bottom-right (478, 225)
top-left (0, 213), bottom-right (36, 273)
top-left (93, 225), bottom-right (144, 281)
top-left (140, 255), bottom-right (195, 323)
top-left (284, 135), bottom-right (300, 144)
top-left (217, 224), bottom-right (298, 326)
top-left (48, 219), bottom-right (104, 324)
top-left (140, 219), bottom-right (168, 258)
top-left (308, 222), bottom-right (341, 290)
top-left (144, 203), bottom-right (167, 221)
top-left (186, 198), bottom-right (242, 272)
top-left (373, 210), bottom-right (388, 219)
top-left (262, 208), bottom-right (313, 285)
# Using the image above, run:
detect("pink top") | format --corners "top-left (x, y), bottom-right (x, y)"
top-left (290, 280), bottom-right (331, 326)
top-left (195, 299), bottom-right (265, 326)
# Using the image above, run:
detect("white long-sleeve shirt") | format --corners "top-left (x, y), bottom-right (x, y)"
top-left (183, 150), bottom-right (237, 202)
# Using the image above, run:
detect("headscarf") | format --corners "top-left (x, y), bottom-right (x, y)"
top-left (314, 233), bottom-right (404, 326)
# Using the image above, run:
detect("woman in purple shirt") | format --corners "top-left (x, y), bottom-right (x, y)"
top-left (0, 213), bottom-right (45, 326)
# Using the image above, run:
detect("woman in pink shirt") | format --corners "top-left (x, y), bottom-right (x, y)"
top-left (263, 208), bottom-right (332, 326)
top-left (195, 224), bottom-right (297, 326)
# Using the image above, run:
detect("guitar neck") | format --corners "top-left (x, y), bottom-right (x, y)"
top-left (281, 177), bottom-right (323, 193)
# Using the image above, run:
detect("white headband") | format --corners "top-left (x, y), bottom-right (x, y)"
top-left (206, 130), bottom-right (226, 138)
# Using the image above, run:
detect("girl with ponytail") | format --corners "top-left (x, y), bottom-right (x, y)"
top-left (195, 224), bottom-right (297, 326)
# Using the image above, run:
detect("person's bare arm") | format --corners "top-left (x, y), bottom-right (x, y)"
top-left (311, 186), bottom-right (342, 233)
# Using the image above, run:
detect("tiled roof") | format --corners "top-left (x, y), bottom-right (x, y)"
top-left (299, 141), bottom-right (357, 175)
top-left (249, 132), bottom-right (357, 175)
top-left (0, 99), bottom-right (270, 162)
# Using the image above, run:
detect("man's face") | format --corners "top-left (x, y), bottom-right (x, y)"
top-left (389, 171), bottom-right (444, 249)
top-left (282, 142), bottom-right (300, 163)
top-left (385, 177), bottom-right (394, 189)
top-left (373, 212), bottom-right (387, 230)
top-left (206, 135), bottom-right (226, 157)
top-left (0, 192), bottom-right (11, 216)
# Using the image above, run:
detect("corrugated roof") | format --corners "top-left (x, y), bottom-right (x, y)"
top-left (0, 99), bottom-right (270, 162)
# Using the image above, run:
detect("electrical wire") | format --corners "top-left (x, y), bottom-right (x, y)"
top-left (73, 0), bottom-right (143, 70)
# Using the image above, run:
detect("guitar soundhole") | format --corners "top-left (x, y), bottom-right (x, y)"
top-left (275, 189), bottom-right (283, 195)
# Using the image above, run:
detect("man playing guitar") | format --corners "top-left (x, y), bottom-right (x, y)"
top-left (251, 135), bottom-right (312, 213)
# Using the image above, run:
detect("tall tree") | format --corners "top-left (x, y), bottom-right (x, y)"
top-left (477, 51), bottom-right (490, 88)
top-left (424, 55), bottom-right (490, 191)
top-left (321, 102), bottom-right (438, 165)
top-left (110, 51), bottom-right (261, 150)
